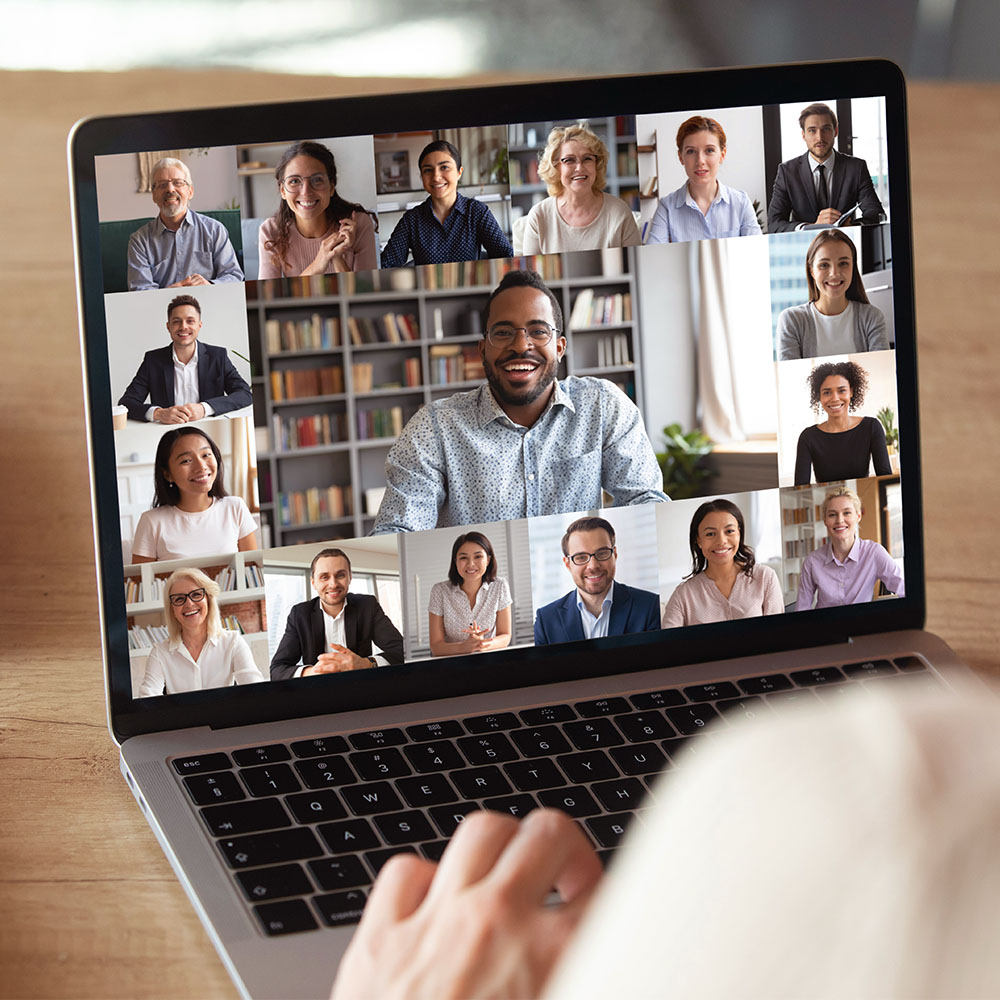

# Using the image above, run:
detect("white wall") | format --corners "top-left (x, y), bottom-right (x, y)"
top-left (104, 282), bottom-right (250, 405)
top-left (634, 241), bottom-right (696, 438)
top-left (96, 146), bottom-right (240, 221)
top-left (637, 106), bottom-right (766, 229)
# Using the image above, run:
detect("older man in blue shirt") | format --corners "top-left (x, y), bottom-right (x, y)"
top-left (373, 270), bottom-right (666, 533)
top-left (127, 157), bottom-right (244, 291)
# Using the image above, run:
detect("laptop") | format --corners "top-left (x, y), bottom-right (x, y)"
top-left (70, 59), bottom-right (977, 999)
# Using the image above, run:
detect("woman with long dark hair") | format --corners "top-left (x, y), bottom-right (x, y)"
top-left (777, 229), bottom-right (888, 360)
top-left (661, 499), bottom-right (783, 627)
top-left (428, 531), bottom-right (512, 657)
top-left (258, 140), bottom-right (377, 277)
top-left (131, 427), bottom-right (257, 562)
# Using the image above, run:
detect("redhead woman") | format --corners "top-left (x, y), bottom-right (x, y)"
top-left (778, 229), bottom-right (888, 360)
top-left (794, 361), bottom-right (892, 485)
top-left (138, 567), bottom-right (265, 696)
top-left (428, 531), bottom-right (512, 657)
top-left (131, 427), bottom-right (257, 562)
top-left (522, 123), bottom-right (640, 254)
top-left (258, 140), bottom-right (377, 277)
top-left (647, 116), bottom-right (761, 244)
top-left (661, 499), bottom-right (783, 627)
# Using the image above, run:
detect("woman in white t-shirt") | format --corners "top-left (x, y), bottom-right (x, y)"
top-left (777, 229), bottom-right (889, 361)
top-left (138, 567), bottom-right (265, 696)
top-left (131, 427), bottom-right (258, 563)
top-left (428, 531), bottom-right (512, 657)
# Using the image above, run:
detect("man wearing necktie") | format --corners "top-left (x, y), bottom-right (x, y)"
top-left (767, 102), bottom-right (884, 233)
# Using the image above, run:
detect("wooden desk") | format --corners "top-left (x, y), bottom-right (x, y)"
top-left (1, 71), bottom-right (997, 998)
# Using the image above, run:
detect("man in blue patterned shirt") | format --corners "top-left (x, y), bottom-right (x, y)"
top-left (372, 270), bottom-right (667, 533)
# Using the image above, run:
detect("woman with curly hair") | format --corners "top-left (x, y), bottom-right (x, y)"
top-left (661, 498), bottom-right (783, 627)
top-left (777, 229), bottom-right (888, 360)
top-left (647, 116), bottom-right (761, 244)
top-left (258, 140), bottom-right (377, 278)
top-left (522, 122), bottom-right (640, 254)
top-left (794, 360), bottom-right (892, 485)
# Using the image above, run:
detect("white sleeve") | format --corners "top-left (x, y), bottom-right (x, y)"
top-left (131, 510), bottom-right (159, 560)
top-left (228, 632), bottom-right (266, 684)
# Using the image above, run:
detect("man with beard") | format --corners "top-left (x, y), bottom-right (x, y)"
top-left (127, 157), bottom-right (244, 290)
top-left (373, 270), bottom-right (666, 533)
top-left (534, 516), bottom-right (661, 645)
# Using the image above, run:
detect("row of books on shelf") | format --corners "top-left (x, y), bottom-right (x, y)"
top-left (569, 289), bottom-right (632, 328)
top-left (595, 333), bottom-right (633, 368)
top-left (348, 312), bottom-right (420, 345)
top-left (782, 504), bottom-right (825, 524)
top-left (615, 145), bottom-right (638, 178)
top-left (272, 412), bottom-right (348, 451)
top-left (358, 406), bottom-right (405, 440)
top-left (785, 538), bottom-right (825, 559)
top-left (270, 365), bottom-right (344, 400)
top-left (278, 485), bottom-right (353, 526)
top-left (124, 564), bottom-right (262, 604)
top-left (265, 315), bottom-right (341, 353)
top-left (127, 616), bottom-right (250, 651)
top-left (417, 258), bottom-right (497, 290)
top-left (507, 158), bottom-right (541, 187)
top-left (249, 270), bottom-right (403, 301)
top-left (428, 344), bottom-right (485, 385)
top-left (215, 564), bottom-right (265, 591)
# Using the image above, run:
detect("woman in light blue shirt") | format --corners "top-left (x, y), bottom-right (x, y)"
top-left (646, 116), bottom-right (761, 244)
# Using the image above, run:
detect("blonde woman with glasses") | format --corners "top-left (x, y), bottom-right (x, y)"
top-left (522, 122), bottom-right (640, 254)
top-left (137, 567), bottom-right (265, 696)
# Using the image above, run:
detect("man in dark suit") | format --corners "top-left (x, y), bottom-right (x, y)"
top-left (534, 516), bottom-right (661, 646)
top-left (767, 103), bottom-right (884, 233)
top-left (270, 548), bottom-right (405, 680)
top-left (118, 294), bottom-right (252, 422)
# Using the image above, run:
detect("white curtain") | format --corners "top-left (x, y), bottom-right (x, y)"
top-left (696, 239), bottom-right (747, 442)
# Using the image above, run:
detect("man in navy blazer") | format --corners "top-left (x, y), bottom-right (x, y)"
top-left (118, 293), bottom-right (252, 422)
top-left (534, 516), bottom-right (661, 646)
top-left (270, 548), bottom-right (405, 681)
top-left (767, 103), bottom-right (884, 233)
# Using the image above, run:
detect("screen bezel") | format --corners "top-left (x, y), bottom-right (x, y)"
top-left (69, 59), bottom-right (923, 743)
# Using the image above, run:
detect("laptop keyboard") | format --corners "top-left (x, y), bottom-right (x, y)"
top-left (170, 656), bottom-right (934, 937)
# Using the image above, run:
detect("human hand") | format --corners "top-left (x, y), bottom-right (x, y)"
top-left (815, 207), bottom-right (841, 225)
top-left (461, 621), bottom-right (490, 654)
top-left (153, 404), bottom-right (200, 424)
top-left (306, 644), bottom-right (371, 674)
top-left (329, 213), bottom-right (356, 258)
top-left (167, 273), bottom-right (210, 287)
top-left (331, 808), bottom-right (602, 1000)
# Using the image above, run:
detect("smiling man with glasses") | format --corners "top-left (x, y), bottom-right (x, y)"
top-left (127, 156), bottom-right (244, 290)
top-left (533, 515), bottom-right (662, 645)
top-left (373, 270), bottom-right (666, 534)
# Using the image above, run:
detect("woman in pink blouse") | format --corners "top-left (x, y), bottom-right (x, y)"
top-left (257, 140), bottom-right (378, 278)
top-left (662, 499), bottom-right (784, 627)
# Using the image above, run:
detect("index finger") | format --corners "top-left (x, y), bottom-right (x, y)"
top-left (486, 808), bottom-right (602, 906)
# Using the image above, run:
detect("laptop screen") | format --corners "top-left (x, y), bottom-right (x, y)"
top-left (72, 63), bottom-right (921, 737)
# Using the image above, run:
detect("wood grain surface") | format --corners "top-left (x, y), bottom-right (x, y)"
top-left (0, 70), bottom-right (997, 998)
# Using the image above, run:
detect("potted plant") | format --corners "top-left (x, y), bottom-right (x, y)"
top-left (876, 406), bottom-right (899, 474)
top-left (655, 423), bottom-right (716, 499)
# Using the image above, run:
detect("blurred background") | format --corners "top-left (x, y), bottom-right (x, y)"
top-left (0, 0), bottom-right (996, 80)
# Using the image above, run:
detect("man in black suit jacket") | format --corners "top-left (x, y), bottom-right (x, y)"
top-left (767, 103), bottom-right (884, 233)
top-left (118, 293), bottom-right (252, 422)
top-left (270, 548), bottom-right (405, 680)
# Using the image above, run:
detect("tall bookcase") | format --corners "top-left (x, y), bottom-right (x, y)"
top-left (507, 116), bottom-right (640, 217)
top-left (247, 249), bottom-right (643, 545)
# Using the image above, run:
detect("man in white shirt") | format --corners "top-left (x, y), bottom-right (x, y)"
top-left (269, 549), bottom-right (405, 680)
top-left (767, 102), bottom-right (884, 233)
top-left (117, 294), bottom-right (252, 423)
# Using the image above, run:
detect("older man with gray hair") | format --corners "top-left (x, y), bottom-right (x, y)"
top-left (127, 156), bottom-right (244, 290)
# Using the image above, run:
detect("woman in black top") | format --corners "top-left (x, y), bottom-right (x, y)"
top-left (794, 360), bottom-right (892, 485)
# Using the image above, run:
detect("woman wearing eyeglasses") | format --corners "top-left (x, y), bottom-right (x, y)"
top-left (428, 531), bottom-right (512, 657)
top-left (522, 122), bottom-right (641, 255)
top-left (646, 116), bottom-right (761, 244)
top-left (138, 568), bottom-right (265, 696)
top-left (131, 427), bottom-right (258, 563)
top-left (380, 140), bottom-right (513, 268)
top-left (258, 140), bottom-right (378, 278)
top-left (661, 499), bottom-right (783, 627)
